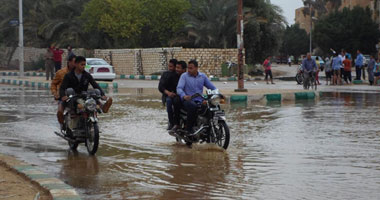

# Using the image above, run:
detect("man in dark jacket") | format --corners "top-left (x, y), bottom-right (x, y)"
top-left (58, 56), bottom-right (112, 129)
top-left (158, 59), bottom-right (180, 130)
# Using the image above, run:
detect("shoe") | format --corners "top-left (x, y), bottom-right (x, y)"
top-left (60, 123), bottom-right (66, 132)
top-left (102, 97), bottom-right (113, 113)
top-left (167, 124), bottom-right (174, 131)
top-left (170, 125), bottom-right (179, 133)
top-left (271, 82), bottom-right (275, 84)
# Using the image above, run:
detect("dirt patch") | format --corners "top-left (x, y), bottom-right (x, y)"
top-left (0, 155), bottom-right (51, 200)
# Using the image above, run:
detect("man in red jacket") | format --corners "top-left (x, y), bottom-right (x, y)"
top-left (53, 47), bottom-right (64, 72)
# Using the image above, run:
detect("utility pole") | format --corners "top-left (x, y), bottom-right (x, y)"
top-left (309, 2), bottom-right (312, 54)
top-left (235, 0), bottom-right (247, 92)
top-left (19, 0), bottom-right (24, 77)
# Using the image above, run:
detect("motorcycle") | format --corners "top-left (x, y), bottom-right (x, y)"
top-left (170, 89), bottom-right (230, 150)
top-left (295, 64), bottom-right (304, 85)
top-left (54, 89), bottom-right (102, 155)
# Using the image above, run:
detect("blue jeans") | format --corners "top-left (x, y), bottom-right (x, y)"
top-left (166, 96), bottom-right (181, 126)
top-left (356, 66), bottom-right (362, 80)
top-left (183, 100), bottom-right (198, 132)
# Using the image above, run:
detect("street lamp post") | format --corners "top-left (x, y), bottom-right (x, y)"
top-left (309, 2), bottom-right (312, 54)
top-left (19, 0), bottom-right (24, 77)
top-left (235, 0), bottom-right (247, 92)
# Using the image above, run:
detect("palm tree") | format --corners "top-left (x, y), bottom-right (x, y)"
top-left (177, 0), bottom-right (237, 48)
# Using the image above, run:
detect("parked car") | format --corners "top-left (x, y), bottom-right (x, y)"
top-left (275, 56), bottom-right (288, 64)
top-left (311, 56), bottom-right (325, 68)
top-left (85, 58), bottom-right (116, 81)
top-left (363, 55), bottom-right (370, 66)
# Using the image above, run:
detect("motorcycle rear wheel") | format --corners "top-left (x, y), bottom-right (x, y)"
top-left (86, 122), bottom-right (99, 155)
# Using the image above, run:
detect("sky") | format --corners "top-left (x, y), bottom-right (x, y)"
top-left (271, 0), bottom-right (304, 25)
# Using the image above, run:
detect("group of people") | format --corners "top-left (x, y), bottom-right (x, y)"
top-left (50, 54), bottom-right (113, 132)
top-left (158, 59), bottom-right (217, 135)
top-left (45, 45), bottom-right (75, 81)
top-left (302, 49), bottom-right (380, 86)
top-left (326, 49), bottom-right (379, 85)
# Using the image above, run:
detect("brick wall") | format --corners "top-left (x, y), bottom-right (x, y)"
top-left (2, 47), bottom-right (240, 77)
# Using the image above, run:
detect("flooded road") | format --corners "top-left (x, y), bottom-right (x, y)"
top-left (1, 86), bottom-right (380, 199)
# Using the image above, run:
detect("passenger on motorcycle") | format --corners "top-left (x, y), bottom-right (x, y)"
top-left (158, 59), bottom-right (179, 130)
top-left (301, 53), bottom-right (318, 89)
top-left (58, 56), bottom-right (112, 130)
top-left (51, 55), bottom-right (76, 129)
top-left (169, 61), bottom-right (187, 133)
top-left (176, 60), bottom-right (217, 135)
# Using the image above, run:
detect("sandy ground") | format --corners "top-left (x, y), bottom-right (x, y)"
top-left (0, 154), bottom-right (51, 200)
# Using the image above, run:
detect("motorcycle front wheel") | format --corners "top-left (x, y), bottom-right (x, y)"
top-left (86, 122), bottom-right (99, 155)
top-left (296, 73), bottom-right (303, 85)
top-left (214, 121), bottom-right (230, 150)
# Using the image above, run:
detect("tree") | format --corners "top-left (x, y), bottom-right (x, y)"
top-left (313, 6), bottom-right (380, 56)
top-left (244, 0), bottom-right (286, 64)
top-left (176, 0), bottom-right (237, 48)
top-left (279, 24), bottom-right (309, 63)
top-left (81, 0), bottom-right (190, 48)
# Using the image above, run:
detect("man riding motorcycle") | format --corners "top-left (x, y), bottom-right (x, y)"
top-left (176, 60), bottom-right (217, 135)
top-left (58, 56), bottom-right (112, 130)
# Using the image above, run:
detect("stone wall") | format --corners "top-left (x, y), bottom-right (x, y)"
top-left (94, 47), bottom-right (239, 76)
top-left (2, 47), bottom-right (240, 77)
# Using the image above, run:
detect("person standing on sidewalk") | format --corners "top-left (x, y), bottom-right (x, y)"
top-left (355, 50), bottom-right (364, 80)
top-left (53, 47), bottom-right (64, 73)
top-left (315, 57), bottom-right (321, 85)
top-left (67, 45), bottom-right (75, 59)
top-left (343, 55), bottom-right (352, 84)
top-left (288, 56), bottom-right (292, 67)
top-left (332, 52), bottom-right (342, 85)
top-left (367, 55), bottom-right (376, 85)
top-left (263, 56), bottom-right (274, 84)
top-left (44, 47), bottom-right (55, 80)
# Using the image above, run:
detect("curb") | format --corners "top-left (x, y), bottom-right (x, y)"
top-left (228, 91), bottom-right (319, 105)
top-left (0, 78), bottom-right (119, 91)
top-left (0, 156), bottom-right (81, 200)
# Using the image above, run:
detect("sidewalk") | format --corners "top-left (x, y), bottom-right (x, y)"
top-left (0, 154), bottom-right (51, 200)
top-left (0, 153), bottom-right (81, 200)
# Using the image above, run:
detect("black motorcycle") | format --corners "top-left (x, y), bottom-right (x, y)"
top-left (55, 89), bottom-right (102, 155)
top-left (170, 89), bottom-right (230, 150)
top-left (296, 64), bottom-right (304, 85)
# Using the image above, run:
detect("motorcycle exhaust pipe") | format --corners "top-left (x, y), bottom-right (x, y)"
top-left (54, 131), bottom-right (77, 143)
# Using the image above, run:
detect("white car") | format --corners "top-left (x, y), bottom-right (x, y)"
top-left (85, 58), bottom-right (116, 81)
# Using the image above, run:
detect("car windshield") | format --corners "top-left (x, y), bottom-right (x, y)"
top-left (87, 60), bottom-right (109, 65)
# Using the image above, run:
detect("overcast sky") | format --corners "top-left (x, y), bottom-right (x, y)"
top-left (271, 0), bottom-right (304, 25)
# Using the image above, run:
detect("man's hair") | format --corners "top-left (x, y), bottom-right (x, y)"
top-left (75, 56), bottom-right (86, 63)
top-left (177, 61), bottom-right (187, 69)
top-left (188, 60), bottom-right (198, 67)
top-left (169, 59), bottom-right (178, 66)
top-left (68, 55), bottom-right (76, 62)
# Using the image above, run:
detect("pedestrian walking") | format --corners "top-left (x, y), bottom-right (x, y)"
top-left (325, 57), bottom-right (333, 85)
top-left (44, 47), bottom-right (55, 80)
top-left (355, 50), bottom-right (364, 80)
top-left (263, 56), bottom-right (274, 84)
top-left (367, 55), bottom-right (376, 85)
top-left (288, 56), bottom-right (292, 67)
top-left (343, 55), bottom-right (352, 84)
top-left (374, 59), bottom-right (380, 85)
top-left (53, 47), bottom-right (64, 72)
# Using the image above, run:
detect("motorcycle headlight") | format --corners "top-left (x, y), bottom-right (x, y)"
top-left (85, 99), bottom-right (97, 111)
top-left (210, 95), bottom-right (221, 106)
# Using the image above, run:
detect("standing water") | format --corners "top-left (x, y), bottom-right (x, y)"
top-left (0, 86), bottom-right (380, 199)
